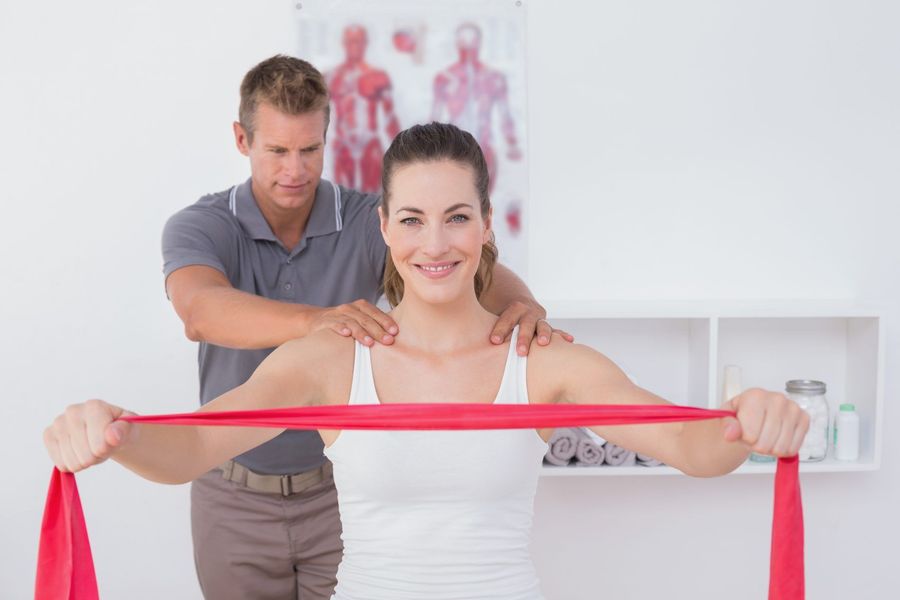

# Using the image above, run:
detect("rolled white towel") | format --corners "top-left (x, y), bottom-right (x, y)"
top-left (636, 453), bottom-right (664, 467)
top-left (545, 428), bottom-right (578, 466)
top-left (579, 427), bottom-right (606, 447)
top-left (573, 431), bottom-right (605, 466)
top-left (603, 443), bottom-right (637, 466)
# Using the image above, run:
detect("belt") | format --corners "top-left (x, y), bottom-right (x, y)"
top-left (218, 459), bottom-right (333, 496)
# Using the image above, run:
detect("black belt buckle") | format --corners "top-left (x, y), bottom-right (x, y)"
top-left (280, 474), bottom-right (293, 496)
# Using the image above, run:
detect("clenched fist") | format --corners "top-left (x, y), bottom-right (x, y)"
top-left (43, 399), bottom-right (136, 473)
top-left (721, 388), bottom-right (810, 457)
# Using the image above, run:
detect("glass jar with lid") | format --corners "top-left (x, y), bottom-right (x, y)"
top-left (786, 379), bottom-right (829, 462)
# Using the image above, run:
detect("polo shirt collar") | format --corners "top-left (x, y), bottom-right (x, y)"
top-left (232, 178), bottom-right (344, 244)
top-left (304, 178), bottom-right (344, 238)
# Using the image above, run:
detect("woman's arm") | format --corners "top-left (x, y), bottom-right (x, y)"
top-left (43, 331), bottom-right (352, 484)
top-left (529, 335), bottom-right (810, 477)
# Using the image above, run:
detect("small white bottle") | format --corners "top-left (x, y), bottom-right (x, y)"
top-left (834, 403), bottom-right (860, 461)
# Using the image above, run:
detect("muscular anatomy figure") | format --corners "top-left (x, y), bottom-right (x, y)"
top-left (327, 25), bottom-right (401, 193)
top-left (431, 22), bottom-right (522, 193)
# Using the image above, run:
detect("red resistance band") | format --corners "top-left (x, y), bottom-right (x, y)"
top-left (36, 403), bottom-right (804, 600)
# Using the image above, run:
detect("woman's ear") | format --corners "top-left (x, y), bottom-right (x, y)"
top-left (378, 205), bottom-right (390, 246)
top-left (483, 206), bottom-right (493, 244)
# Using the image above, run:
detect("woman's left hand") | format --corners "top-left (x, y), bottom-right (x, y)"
top-left (721, 388), bottom-right (810, 457)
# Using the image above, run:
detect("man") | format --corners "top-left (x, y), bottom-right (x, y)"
top-left (162, 54), bottom-right (565, 600)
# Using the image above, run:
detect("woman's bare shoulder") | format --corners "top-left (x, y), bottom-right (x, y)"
top-left (258, 330), bottom-right (357, 385)
top-left (279, 328), bottom-right (356, 358)
top-left (526, 333), bottom-right (625, 402)
top-left (527, 332), bottom-right (605, 369)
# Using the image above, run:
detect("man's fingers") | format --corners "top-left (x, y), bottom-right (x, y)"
top-left (555, 329), bottom-right (575, 343)
top-left (332, 302), bottom-right (394, 344)
top-left (329, 322), bottom-right (352, 336)
top-left (354, 314), bottom-right (392, 345)
top-left (514, 316), bottom-right (540, 356)
top-left (489, 307), bottom-right (523, 345)
top-left (535, 319), bottom-right (554, 345)
top-left (341, 320), bottom-right (375, 346)
top-left (354, 301), bottom-right (399, 337)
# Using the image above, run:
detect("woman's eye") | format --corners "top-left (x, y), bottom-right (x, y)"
top-left (449, 214), bottom-right (469, 223)
top-left (400, 217), bottom-right (421, 226)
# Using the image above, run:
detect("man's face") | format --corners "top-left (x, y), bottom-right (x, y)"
top-left (234, 102), bottom-right (327, 213)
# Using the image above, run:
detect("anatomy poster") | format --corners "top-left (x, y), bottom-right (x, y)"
top-left (295, 0), bottom-right (529, 276)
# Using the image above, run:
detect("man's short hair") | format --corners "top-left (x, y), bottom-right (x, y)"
top-left (239, 54), bottom-right (330, 142)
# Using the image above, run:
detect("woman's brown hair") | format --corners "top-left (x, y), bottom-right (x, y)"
top-left (381, 122), bottom-right (498, 307)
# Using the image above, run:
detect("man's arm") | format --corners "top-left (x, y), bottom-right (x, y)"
top-left (481, 263), bottom-right (573, 356)
top-left (166, 265), bottom-right (397, 350)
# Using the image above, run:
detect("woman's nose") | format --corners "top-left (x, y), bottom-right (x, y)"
top-left (422, 225), bottom-right (450, 257)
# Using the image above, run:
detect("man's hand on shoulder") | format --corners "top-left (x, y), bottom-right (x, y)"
top-left (307, 299), bottom-right (399, 347)
top-left (489, 298), bottom-right (574, 357)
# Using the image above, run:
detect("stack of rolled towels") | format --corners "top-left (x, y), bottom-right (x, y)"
top-left (544, 428), bottom-right (664, 467)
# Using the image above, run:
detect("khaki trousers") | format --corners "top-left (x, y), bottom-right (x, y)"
top-left (191, 467), bottom-right (343, 599)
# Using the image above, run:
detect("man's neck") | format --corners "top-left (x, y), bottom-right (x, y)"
top-left (250, 180), bottom-right (316, 252)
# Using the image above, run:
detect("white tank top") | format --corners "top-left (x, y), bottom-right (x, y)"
top-left (324, 330), bottom-right (549, 600)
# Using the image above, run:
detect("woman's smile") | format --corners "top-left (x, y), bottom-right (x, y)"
top-left (414, 261), bottom-right (462, 279)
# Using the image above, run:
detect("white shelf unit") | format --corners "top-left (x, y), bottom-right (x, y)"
top-left (539, 301), bottom-right (884, 476)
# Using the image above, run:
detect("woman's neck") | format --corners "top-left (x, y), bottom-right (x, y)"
top-left (389, 292), bottom-right (496, 354)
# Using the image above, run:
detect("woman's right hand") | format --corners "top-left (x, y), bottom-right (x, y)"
top-left (43, 399), bottom-right (136, 473)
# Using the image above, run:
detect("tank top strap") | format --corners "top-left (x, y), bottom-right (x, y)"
top-left (496, 325), bottom-right (530, 406)
top-left (348, 340), bottom-right (380, 406)
top-left (349, 327), bottom-right (529, 406)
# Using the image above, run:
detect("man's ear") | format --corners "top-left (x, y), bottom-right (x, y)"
top-left (233, 121), bottom-right (251, 156)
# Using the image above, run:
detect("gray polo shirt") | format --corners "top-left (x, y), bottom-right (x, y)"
top-left (162, 178), bottom-right (386, 474)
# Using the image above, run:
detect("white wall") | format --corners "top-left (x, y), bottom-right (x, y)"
top-left (2, 1), bottom-right (898, 598)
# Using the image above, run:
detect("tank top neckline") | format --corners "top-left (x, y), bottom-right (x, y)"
top-left (358, 324), bottom-right (521, 407)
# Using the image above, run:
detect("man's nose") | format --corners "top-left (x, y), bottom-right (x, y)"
top-left (284, 153), bottom-right (308, 180)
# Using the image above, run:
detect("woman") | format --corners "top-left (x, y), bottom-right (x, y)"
top-left (44, 122), bottom-right (809, 599)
